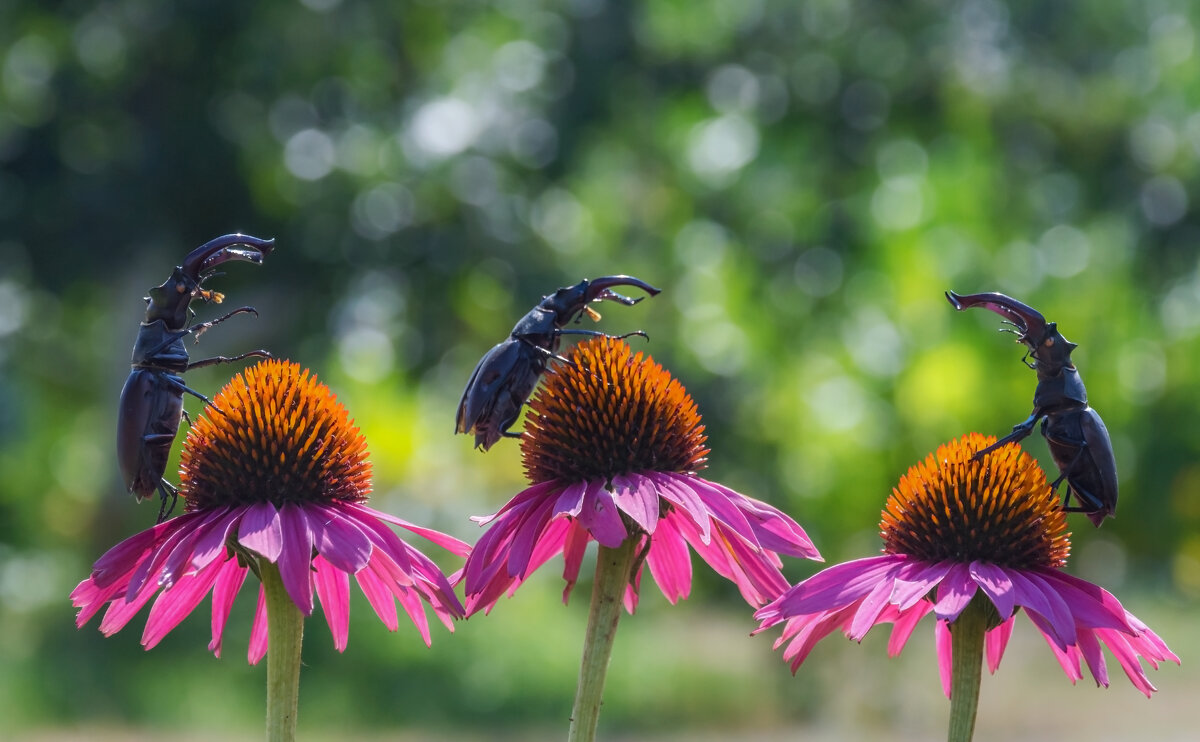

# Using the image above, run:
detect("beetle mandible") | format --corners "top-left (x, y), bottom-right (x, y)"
top-left (946, 290), bottom-right (1117, 527)
top-left (117, 234), bottom-right (275, 520)
top-left (457, 275), bottom-right (661, 451)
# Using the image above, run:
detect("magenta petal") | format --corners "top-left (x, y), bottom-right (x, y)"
top-left (248, 585), bottom-right (268, 665)
top-left (363, 504), bottom-right (470, 556)
top-left (848, 577), bottom-right (897, 641)
top-left (645, 516), bottom-right (692, 604)
top-left (356, 565), bottom-right (399, 631)
top-left (970, 562), bottom-right (1016, 620)
top-left (506, 496), bottom-right (560, 579)
top-left (142, 560), bottom-right (223, 649)
top-left (887, 601), bottom-right (933, 657)
top-left (933, 563), bottom-right (978, 622)
top-left (761, 555), bottom-right (903, 622)
top-left (188, 507), bottom-right (241, 572)
top-left (889, 560), bottom-right (954, 610)
top-left (394, 585), bottom-right (433, 647)
top-left (611, 473), bottom-right (660, 534)
top-left (651, 473), bottom-right (713, 544)
top-left (935, 619), bottom-right (953, 698)
top-left (276, 503), bottom-right (315, 615)
top-left (1032, 569), bottom-right (1135, 633)
top-left (313, 555), bottom-right (351, 652)
top-left (985, 616), bottom-right (1015, 673)
top-left (1075, 626), bottom-right (1110, 689)
top-left (560, 521), bottom-right (591, 604)
top-left (210, 560), bottom-right (248, 658)
top-left (1010, 570), bottom-right (1077, 649)
top-left (312, 505), bottom-right (373, 574)
top-left (575, 480), bottom-right (628, 548)
top-left (90, 518), bottom-right (178, 587)
top-left (554, 480), bottom-right (588, 517)
top-left (237, 502), bottom-right (283, 562)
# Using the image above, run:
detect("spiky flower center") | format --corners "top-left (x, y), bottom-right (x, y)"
top-left (880, 433), bottom-right (1070, 569)
top-left (522, 336), bottom-right (709, 484)
top-left (180, 359), bottom-right (371, 510)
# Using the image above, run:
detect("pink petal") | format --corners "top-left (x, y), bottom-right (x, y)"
top-left (985, 616), bottom-right (1015, 673)
top-left (645, 516), bottom-right (692, 604)
top-left (210, 560), bottom-right (249, 658)
top-left (1033, 569), bottom-right (1135, 633)
top-left (356, 564), bottom-right (399, 632)
top-left (889, 560), bottom-right (954, 610)
top-left (932, 563), bottom-right (978, 622)
top-left (237, 502), bottom-right (283, 562)
top-left (611, 474), bottom-right (660, 534)
top-left (848, 577), bottom-right (897, 641)
top-left (759, 555), bottom-right (903, 623)
top-left (703, 479), bottom-right (821, 560)
top-left (651, 472), bottom-right (712, 544)
top-left (1075, 626), bottom-right (1110, 689)
top-left (364, 506), bottom-right (470, 556)
top-left (188, 507), bottom-right (241, 573)
top-left (311, 505), bottom-right (373, 574)
top-left (394, 585), bottom-right (433, 647)
top-left (313, 555), bottom-right (351, 652)
top-left (970, 562), bottom-right (1016, 620)
top-left (553, 480), bottom-right (589, 517)
top-left (470, 480), bottom-right (562, 526)
top-left (575, 480), bottom-right (628, 548)
top-left (91, 517), bottom-right (183, 587)
top-left (1010, 570), bottom-right (1077, 649)
top-left (887, 601), bottom-right (934, 657)
top-left (560, 521), bottom-right (591, 604)
top-left (248, 585), bottom-right (268, 665)
top-left (141, 560), bottom-right (223, 649)
top-left (276, 503), bottom-right (315, 615)
top-left (935, 619), bottom-right (953, 698)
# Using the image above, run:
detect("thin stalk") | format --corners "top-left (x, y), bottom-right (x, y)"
top-left (262, 560), bottom-right (305, 742)
top-left (946, 597), bottom-right (988, 742)
top-left (567, 538), bottom-right (638, 742)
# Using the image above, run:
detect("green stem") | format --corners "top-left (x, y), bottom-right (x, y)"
top-left (946, 597), bottom-right (988, 742)
top-left (261, 560), bottom-right (305, 742)
top-left (567, 538), bottom-right (638, 742)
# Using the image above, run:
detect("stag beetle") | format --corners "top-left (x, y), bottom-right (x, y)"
top-left (117, 234), bottom-right (275, 520)
top-left (456, 276), bottom-right (661, 451)
top-left (946, 290), bottom-right (1117, 527)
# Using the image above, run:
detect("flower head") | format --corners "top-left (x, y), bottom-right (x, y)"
top-left (463, 336), bottom-right (821, 615)
top-left (73, 359), bottom-right (467, 661)
top-left (755, 434), bottom-right (1178, 697)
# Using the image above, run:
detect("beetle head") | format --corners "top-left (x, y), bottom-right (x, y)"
top-left (946, 290), bottom-right (1077, 373)
top-left (543, 275), bottom-right (661, 325)
top-left (145, 234), bottom-right (275, 328)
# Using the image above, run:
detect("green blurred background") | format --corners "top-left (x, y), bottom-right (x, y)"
top-left (0, 0), bottom-right (1196, 739)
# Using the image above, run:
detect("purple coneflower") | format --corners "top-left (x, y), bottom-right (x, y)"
top-left (73, 360), bottom-right (466, 740)
top-left (462, 336), bottom-right (821, 742)
top-left (755, 433), bottom-right (1177, 741)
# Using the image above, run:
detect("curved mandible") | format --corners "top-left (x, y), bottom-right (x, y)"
top-left (181, 234), bottom-right (276, 279)
top-left (945, 290), bottom-right (1048, 342)
top-left (584, 275), bottom-right (662, 306)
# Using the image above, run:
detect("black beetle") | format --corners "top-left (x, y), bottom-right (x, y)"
top-left (117, 234), bottom-right (275, 520)
top-left (456, 276), bottom-right (661, 451)
top-left (946, 290), bottom-right (1117, 527)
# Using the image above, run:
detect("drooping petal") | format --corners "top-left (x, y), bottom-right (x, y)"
top-left (188, 507), bottom-right (241, 573)
top-left (651, 472), bottom-right (712, 544)
top-left (970, 562), bottom-right (1016, 621)
top-left (932, 563), bottom-right (978, 622)
top-left (848, 577), bottom-right (898, 641)
top-left (575, 480), bottom-right (628, 548)
top-left (886, 601), bottom-right (934, 657)
top-left (312, 505), bottom-right (373, 574)
top-left (248, 585), bottom-right (268, 665)
top-left (356, 564), bottom-right (399, 632)
top-left (889, 559), bottom-right (954, 610)
top-left (142, 560), bottom-right (224, 649)
top-left (645, 516), bottom-right (692, 604)
top-left (985, 616), bottom-right (1015, 673)
top-left (611, 473), bottom-right (660, 535)
top-left (210, 559), bottom-right (249, 658)
top-left (276, 502), bottom-right (316, 615)
top-left (758, 555), bottom-right (903, 624)
top-left (237, 502), bottom-right (284, 562)
top-left (935, 619), bottom-right (953, 698)
top-left (313, 555), bottom-right (352, 652)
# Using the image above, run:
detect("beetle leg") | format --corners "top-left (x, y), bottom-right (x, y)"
top-left (190, 306), bottom-right (260, 343)
top-left (156, 480), bottom-right (179, 523)
top-left (187, 349), bottom-right (272, 370)
top-left (971, 411), bottom-right (1041, 461)
top-left (164, 378), bottom-right (225, 414)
